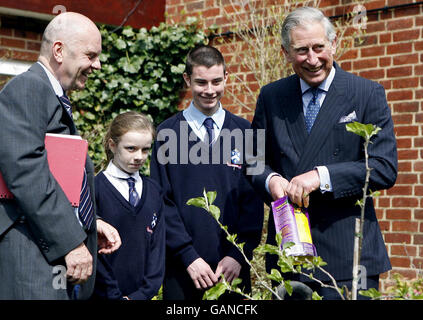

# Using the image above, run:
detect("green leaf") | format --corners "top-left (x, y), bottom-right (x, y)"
top-left (267, 269), bottom-right (284, 283)
top-left (312, 291), bottom-right (323, 300)
top-left (275, 232), bottom-right (282, 247)
top-left (115, 38), bottom-right (127, 50)
top-left (186, 197), bottom-right (206, 209)
top-left (206, 191), bottom-right (217, 206)
top-left (359, 288), bottom-right (382, 299)
top-left (370, 190), bottom-right (381, 198)
top-left (278, 259), bottom-right (294, 273)
top-left (209, 205), bottom-right (220, 221)
top-left (257, 244), bottom-right (280, 255)
top-left (203, 282), bottom-right (227, 300)
top-left (284, 280), bottom-right (293, 296)
top-left (345, 121), bottom-right (381, 140)
top-left (226, 233), bottom-right (237, 244)
top-left (231, 278), bottom-right (242, 287)
top-left (122, 27), bottom-right (135, 37)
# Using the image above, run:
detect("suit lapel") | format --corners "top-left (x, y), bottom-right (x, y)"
top-left (279, 75), bottom-right (308, 158)
top-left (29, 63), bottom-right (77, 135)
top-left (56, 95), bottom-right (77, 134)
top-left (295, 65), bottom-right (349, 174)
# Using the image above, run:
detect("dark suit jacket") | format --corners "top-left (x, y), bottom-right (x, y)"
top-left (0, 63), bottom-right (97, 299)
top-left (248, 63), bottom-right (397, 281)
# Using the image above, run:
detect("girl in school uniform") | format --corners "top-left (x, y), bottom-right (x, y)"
top-left (92, 111), bottom-right (165, 300)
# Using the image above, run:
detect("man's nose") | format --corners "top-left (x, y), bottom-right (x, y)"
top-left (92, 57), bottom-right (101, 70)
top-left (306, 49), bottom-right (319, 65)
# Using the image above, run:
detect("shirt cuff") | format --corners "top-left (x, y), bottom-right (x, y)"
top-left (315, 166), bottom-right (332, 192)
top-left (265, 172), bottom-right (281, 194)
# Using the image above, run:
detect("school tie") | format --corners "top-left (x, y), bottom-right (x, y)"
top-left (60, 93), bottom-right (94, 229)
top-left (304, 87), bottom-right (322, 134)
top-left (126, 177), bottom-right (139, 206)
top-left (203, 117), bottom-right (214, 145)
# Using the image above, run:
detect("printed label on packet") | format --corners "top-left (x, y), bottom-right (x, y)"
top-left (271, 196), bottom-right (317, 257)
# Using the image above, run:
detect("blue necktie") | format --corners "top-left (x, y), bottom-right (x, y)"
top-left (78, 171), bottom-right (94, 229)
top-left (203, 117), bottom-right (214, 145)
top-left (127, 177), bottom-right (139, 206)
top-left (304, 87), bottom-right (322, 134)
top-left (59, 93), bottom-right (94, 229)
top-left (59, 94), bottom-right (73, 118)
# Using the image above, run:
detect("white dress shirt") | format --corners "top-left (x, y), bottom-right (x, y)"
top-left (37, 61), bottom-right (64, 97)
top-left (103, 161), bottom-right (143, 202)
top-left (182, 101), bottom-right (225, 143)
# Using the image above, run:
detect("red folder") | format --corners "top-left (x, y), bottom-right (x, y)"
top-left (0, 133), bottom-right (88, 207)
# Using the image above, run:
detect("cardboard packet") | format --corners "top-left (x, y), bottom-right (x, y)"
top-left (271, 196), bottom-right (317, 257)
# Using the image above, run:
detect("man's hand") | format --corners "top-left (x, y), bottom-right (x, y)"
top-left (286, 169), bottom-right (320, 207)
top-left (269, 175), bottom-right (289, 201)
top-left (187, 258), bottom-right (218, 290)
top-left (64, 243), bottom-right (93, 284)
top-left (97, 219), bottom-right (122, 254)
top-left (215, 256), bottom-right (241, 284)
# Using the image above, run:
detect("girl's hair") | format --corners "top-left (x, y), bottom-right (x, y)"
top-left (104, 111), bottom-right (155, 162)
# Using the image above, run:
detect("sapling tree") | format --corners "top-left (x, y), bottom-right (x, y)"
top-left (345, 121), bottom-right (381, 300)
top-left (187, 189), bottom-right (344, 300)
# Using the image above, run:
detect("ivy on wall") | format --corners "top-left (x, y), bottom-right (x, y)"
top-left (70, 18), bottom-right (206, 171)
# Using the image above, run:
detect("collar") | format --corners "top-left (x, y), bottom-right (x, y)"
top-left (184, 101), bottom-right (225, 130)
top-left (105, 160), bottom-right (141, 182)
top-left (300, 65), bottom-right (336, 95)
top-left (37, 61), bottom-right (64, 97)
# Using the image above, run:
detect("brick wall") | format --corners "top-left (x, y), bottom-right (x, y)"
top-left (0, 27), bottom-right (41, 63)
top-left (0, 25), bottom-right (41, 89)
top-left (166, 0), bottom-right (423, 292)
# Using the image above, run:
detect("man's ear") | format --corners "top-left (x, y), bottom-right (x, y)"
top-left (330, 36), bottom-right (338, 56)
top-left (183, 72), bottom-right (191, 87)
top-left (52, 40), bottom-right (64, 63)
top-left (223, 71), bottom-right (228, 84)
top-left (281, 45), bottom-right (292, 63)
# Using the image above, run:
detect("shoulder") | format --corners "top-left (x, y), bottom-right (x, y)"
top-left (336, 63), bottom-right (382, 92)
top-left (142, 175), bottom-right (163, 195)
top-left (94, 171), bottom-right (107, 187)
top-left (3, 63), bottom-right (50, 90)
top-left (1, 64), bottom-right (55, 103)
top-left (260, 73), bottom-right (298, 95)
top-left (224, 111), bottom-right (252, 130)
top-left (156, 112), bottom-right (183, 131)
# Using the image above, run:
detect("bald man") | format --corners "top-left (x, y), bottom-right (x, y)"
top-left (0, 12), bottom-right (121, 299)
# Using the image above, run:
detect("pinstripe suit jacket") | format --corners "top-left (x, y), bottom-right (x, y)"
top-left (0, 63), bottom-right (97, 299)
top-left (249, 63), bottom-right (398, 281)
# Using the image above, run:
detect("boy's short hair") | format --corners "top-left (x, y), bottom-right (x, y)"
top-left (185, 45), bottom-right (226, 76)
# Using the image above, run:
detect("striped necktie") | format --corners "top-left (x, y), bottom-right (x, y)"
top-left (126, 177), bottom-right (139, 206)
top-left (59, 93), bottom-right (94, 229)
top-left (59, 94), bottom-right (73, 118)
top-left (78, 171), bottom-right (94, 229)
top-left (304, 87), bottom-right (322, 134)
